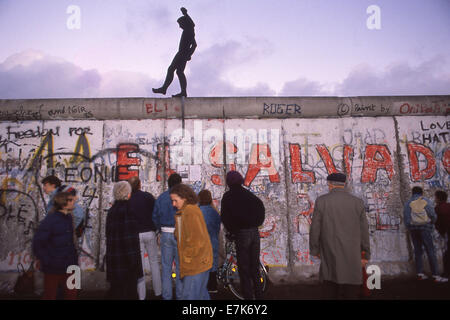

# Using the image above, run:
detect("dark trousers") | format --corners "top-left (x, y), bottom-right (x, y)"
top-left (322, 281), bottom-right (360, 300)
top-left (42, 273), bottom-right (78, 300)
top-left (235, 228), bottom-right (263, 300)
top-left (444, 232), bottom-right (450, 277)
top-left (410, 228), bottom-right (439, 275)
top-left (162, 52), bottom-right (188, 92)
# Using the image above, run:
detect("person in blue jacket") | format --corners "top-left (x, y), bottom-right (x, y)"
top-left (152, 173), bottom-right (183, 300)
top-left (404, 186), bottom-right (448, 283)
top-left (198, 189), bottom-right (221, 293)
top-left (33, 192), bottom-right (78, 300)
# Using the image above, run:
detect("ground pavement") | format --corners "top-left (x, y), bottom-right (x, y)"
top-left (1, 276), bottom-right (449, 300)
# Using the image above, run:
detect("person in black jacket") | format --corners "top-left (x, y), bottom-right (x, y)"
top-left (33, 192), bottom-right (78, 300)
top-left (220, 171), bottom-right (265, 300)
top-left (105, 181), bottom-right (143, 300)
top-left (128, 176), bottom-right (162, 300)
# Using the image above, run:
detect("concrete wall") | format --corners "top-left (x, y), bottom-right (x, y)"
top-left (0, 96), bottom-right (449, 292)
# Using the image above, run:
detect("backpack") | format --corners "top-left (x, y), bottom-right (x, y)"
top-left (409, 197), bottom-right (430, 225)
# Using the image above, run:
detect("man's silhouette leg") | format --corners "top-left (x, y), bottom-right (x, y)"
top-left (152, 65), bottom-right (175, 95)
top-left (172, 60), bottom-right (188, 97)
top-left (153, 56), bottom-right (180, 95)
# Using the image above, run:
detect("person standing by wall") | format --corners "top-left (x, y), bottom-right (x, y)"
top-left (33, 192), bottom-right (79, 300)
top-left (435, 190), bottom-right (450, 278)
top-left (170, 184), bottom-right (212, 300)
top-left (403, 186), bottom-right (448, 283)
top-left (41, 175), bottom-right (62, 214)
top-left (128, 176), bottom-right (162, 300)
top-left (152, 173), bottom-right (183, 300)
top-left (198, 189), bottom-right (221, 293)
top-left (105, 181), bottom-right (143, 300)
top-left (309, 173), bottom-right (371, 299)
top-left (220, 171), bottom-right (265, 300)
top-left (60, 186), bottom-right (85, 239)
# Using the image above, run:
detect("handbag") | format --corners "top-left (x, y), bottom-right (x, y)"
top-left (14, 262), bottom-right (35, 296)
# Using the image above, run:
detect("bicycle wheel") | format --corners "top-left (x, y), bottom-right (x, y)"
top-left (225, 262), bottom-right (268, 300)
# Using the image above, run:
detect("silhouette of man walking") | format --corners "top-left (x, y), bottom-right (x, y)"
top-left (153, 7), bottom-right (196, 98)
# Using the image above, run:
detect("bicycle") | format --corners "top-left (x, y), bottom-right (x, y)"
top-left (216, 233), bottom-right (269, 300)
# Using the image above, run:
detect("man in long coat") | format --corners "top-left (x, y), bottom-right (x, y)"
top-left (309, 173), bottom-right (370, 299)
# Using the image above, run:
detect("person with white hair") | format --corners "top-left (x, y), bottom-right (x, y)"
top-left (105, 180), bottom-right (143, 299)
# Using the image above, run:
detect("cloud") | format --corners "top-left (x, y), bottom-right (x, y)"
top-left (277, 56), bottom-right (450, 96)
top-left (125, 2), bottom-right (172, 40)
top-left (1, 50), bottom-right (448, 99)
top-left (187, 40), bottom-right (276, 97)
top-left (335, 56), bottom-right (450, 96)
top-left (279, 78), bottom-right (331, 96)
top-left (0, 50), bottom-right (102, 99)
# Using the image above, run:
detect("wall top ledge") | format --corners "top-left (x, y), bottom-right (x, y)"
top-left (0, 95), bottom-right (449, 121)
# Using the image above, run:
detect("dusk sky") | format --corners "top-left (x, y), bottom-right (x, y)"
top-left (0, 0), bottom-right (449, 98)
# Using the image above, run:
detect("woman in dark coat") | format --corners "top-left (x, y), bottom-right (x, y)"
top-left (33, 192), bottom-right (78, 300)
top-left (106, 181), bottom-right (143, 300)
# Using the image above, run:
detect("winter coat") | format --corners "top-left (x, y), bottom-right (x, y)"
top-left (435, 202), bottom-right (450, 236)
top-left (105, 200), bottom-right (143, 282)
top-left (403, 194), bottom-right (437, 231)
top-left (174, 204), bottom-right (213, 278)
top-left (220, 185), bottom-right (265, 234)
top-left (33, 211), bottom-right (78, 274)
top-left (129, 190), bottom-right (156, 233)
top-left (309, 188), bottom-right (371, 285)
top-left (199, 205), bottom-right (221, 271)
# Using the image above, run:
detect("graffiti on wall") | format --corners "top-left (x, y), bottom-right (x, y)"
top-left (0, 116), bottom-right (448, 272)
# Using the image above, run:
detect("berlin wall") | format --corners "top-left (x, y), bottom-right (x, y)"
top-left (0, 96), bottom-right (449, 291)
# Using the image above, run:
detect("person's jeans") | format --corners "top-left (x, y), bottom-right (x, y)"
top-left (410, 228), bottom-right (439, 275)
top-left (160, 231), bottom-right (183, 300)
top-left (137, 231), bottom-right (162, 300)
top-left (181, 269), bottom-right (210, 300)
top-left (235, 228), bottom-right (263, 300)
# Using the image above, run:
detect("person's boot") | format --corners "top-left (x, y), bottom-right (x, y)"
top-left (152, 87), bottom-right (167, 95)
top-left (207, 271), bottom-right (218, 293)
top-left (172, 91), bottom-right (187, 97)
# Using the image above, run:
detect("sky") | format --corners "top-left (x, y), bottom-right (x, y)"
top-left (0, 0), bottom-right (449, 98)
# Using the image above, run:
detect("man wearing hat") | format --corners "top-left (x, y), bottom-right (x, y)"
top-left (221, 171), bottom-right (265, 300)
top-left (309, 172), bottom-right (370, 299)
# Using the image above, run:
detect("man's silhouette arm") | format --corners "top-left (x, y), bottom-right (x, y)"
top-left (187, 38), bottom-right (197, 60)
top-left (180, 7), bottom-right (195, 27)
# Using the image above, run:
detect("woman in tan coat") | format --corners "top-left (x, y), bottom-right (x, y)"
top-left (170, 184), bottom-right (212, 300)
